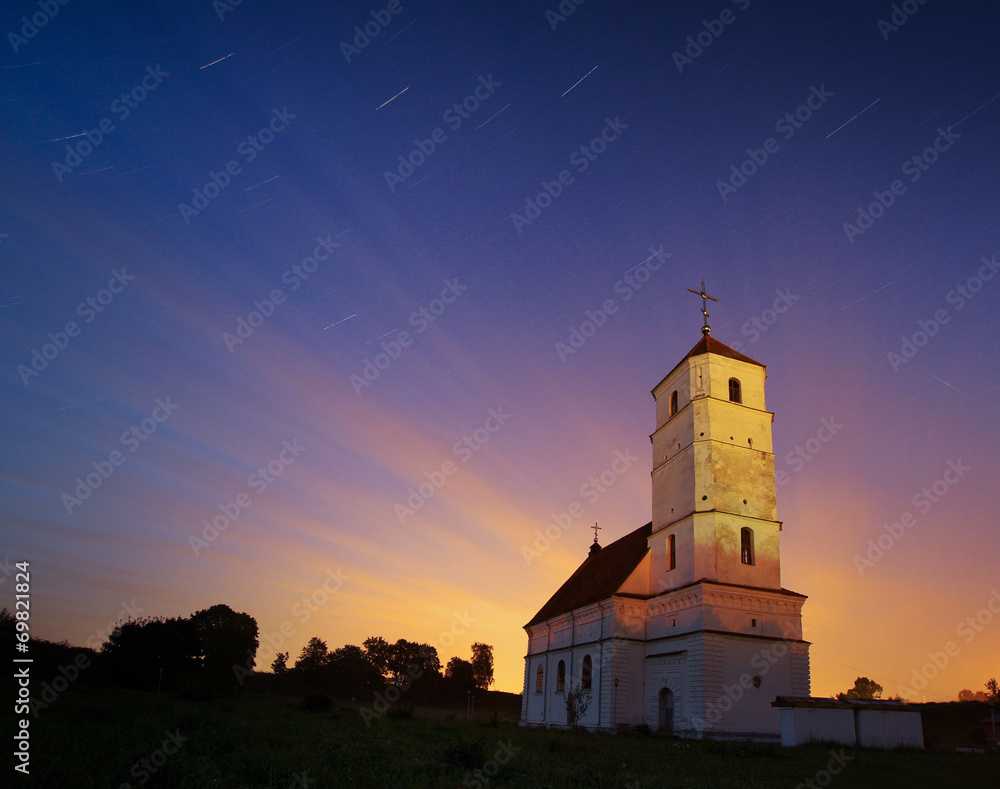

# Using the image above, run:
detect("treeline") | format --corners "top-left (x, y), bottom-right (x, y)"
top-left (2, 605), bottom-right (495, 709)
top-left (2, 603), bottom-right (258, 703)
top-left (261, 636), bottom-right (494, 703)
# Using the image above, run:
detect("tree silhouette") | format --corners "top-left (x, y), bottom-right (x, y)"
top-left (295, 637), bottom-right (329, 674)
top-left (327, 644), bottom-right (382, 696)
top-left (99, 616), bottom-right (200, 691)
top-left (445, 656), bottom-right (476, 688)
top-left (271, 652), bottom-right (289, 674)
top-left (363, 636), bottom-right (392, 679)
top-left (385, 639), bottom-right (440, 684)
top-left (839, 676), bottom-right (883, 700)
top-left (191, 604), bottom-right (259, 693)
top-left (470, 642), bottom-right (494, 689)
top-left (987, 677), bottom-right (999, 702)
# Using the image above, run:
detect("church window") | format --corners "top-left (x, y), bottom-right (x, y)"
top-left (741, 527), bottom-right (755, 565)
top-left (669, 390), bottom-right (678, 417)
top-left (729, 377), bottom-right (742, 403)
top-left (556, 660), bottom-right (566, 692)
top-left (535, 665), bottom-right (544, 693)
top-left (667, 534), bottom-right (676, 571)
top-left (581, 655), bottom-right (592, 690)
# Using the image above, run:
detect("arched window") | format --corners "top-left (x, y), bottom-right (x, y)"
top-left (667, 534), bottom-right (676, 571)
top-left (729, 377), bottom-right (742, 403)
top-left (669, 390), bottom-right (678, 417)
top-left (535, 664), bottom-right (544, 693)
top-left (741, 527), bottom-right (755, 565)
top-left (556, 660), bottom-right (566, 692)
top-left (581, 655), bottom-right (592, 690)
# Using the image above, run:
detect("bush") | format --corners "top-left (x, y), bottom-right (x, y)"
top-left (303, 693), bottom-right (333, 712)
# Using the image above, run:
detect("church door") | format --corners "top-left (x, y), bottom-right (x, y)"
top-left (657, 688), bottom-right (674, 734)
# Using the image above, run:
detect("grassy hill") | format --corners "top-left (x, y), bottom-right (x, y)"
top-left (21, 686), bottom-right (1000, 788)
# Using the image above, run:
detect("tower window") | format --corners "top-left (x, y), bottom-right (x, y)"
top-left (669, 390), bottom-right (678, 417)
top-left (581, 655), bottom-right (593, 690)
top-left (741, 527), bottom-right (755, 565)
top-left (556, 660), bottom-right (566, 692)
top-left (729, 378), bottom-right (742, 403)
top-left (535, 664), bottom-right (544, 693)
top-left (666, 534), bottom-right (676, 571)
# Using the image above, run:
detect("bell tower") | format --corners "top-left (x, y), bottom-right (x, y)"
top-left (648, 284), bottom-right (783, 592)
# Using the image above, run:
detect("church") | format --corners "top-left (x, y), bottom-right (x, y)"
top-left (520, 288), bottom-right (811, 739)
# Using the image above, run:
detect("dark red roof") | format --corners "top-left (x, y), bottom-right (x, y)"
top-left (525, 523), bottom-right (652, 627)
top-left (654, 335), bottom-right (764, 393)
top-left (684, 335), bottom-right (764, 367)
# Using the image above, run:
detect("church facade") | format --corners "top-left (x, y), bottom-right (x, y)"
top-left (520, 332), bottom-right (810, 739)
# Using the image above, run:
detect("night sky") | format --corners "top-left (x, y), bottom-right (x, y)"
top-left (2, 0), bottom-right (999, 699)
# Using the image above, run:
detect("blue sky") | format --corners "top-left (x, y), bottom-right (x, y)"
top-left (1, 0), bottom-right (999, 697)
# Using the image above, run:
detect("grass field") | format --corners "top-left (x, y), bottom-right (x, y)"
top-left (23, 686), bottom-right (1000, 788)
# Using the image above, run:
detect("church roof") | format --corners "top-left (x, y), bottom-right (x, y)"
top-left (684, 334), bottom-right (764, 367)
top-left (525, 523), bottom-right (653, 627)
top-left (525, 524), bottom-right (809, 629)
top-left (653, 335), bottom-right (764, 393)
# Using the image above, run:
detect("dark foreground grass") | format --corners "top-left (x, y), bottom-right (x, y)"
top-left (22, 686), bottom-right (1000, 788)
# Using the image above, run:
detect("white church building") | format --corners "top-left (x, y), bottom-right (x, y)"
top-left (521, 313), bottom-right (811, 739)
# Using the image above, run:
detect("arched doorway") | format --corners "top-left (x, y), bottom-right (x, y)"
top-left (658, 688), bottom-right (674, 734)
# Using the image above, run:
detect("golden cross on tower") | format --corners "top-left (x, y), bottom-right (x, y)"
top-left (687, 279), bottom-right (720, 335)
top-left (592, 522), bottom-right (601, 543)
